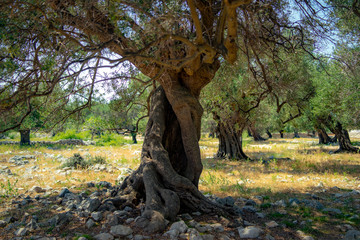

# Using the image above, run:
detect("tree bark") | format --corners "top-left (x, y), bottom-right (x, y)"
top-left (320, 118), bottom-right (359, 153)
top-left (316, 127), bottom-right (334, 144)
top-left (266, 129), bottom-right (272, 138)
top-left (109, 87), bottom-right (233, 233)
top-left (215, 118), bottom-right (249, 160)
top-left (279, 130), bottom-right (284, 138)
top-left (19, 129), bottom-right (30, 145)
top-left (248, 123), bottom-right (265, 141)
top-left (330, 122), bottom-right (359, 153)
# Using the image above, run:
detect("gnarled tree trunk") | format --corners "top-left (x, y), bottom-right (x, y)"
top-left (266, 129), bottom-right (272, 138)
top-left (320, 117), bottom-right (359, 153)
top-left (248, 123), bottom-right (265, 141)
top-left (214, 116), bottom-right (249, 160)
top-left (330, 122), bottom-right (359, 153)
top-left (19, 129), bottom-right (30, 145)
top-left (316, 126), bottom-right (335, 145)
top-left (109, 86), bottom-right (233, 233)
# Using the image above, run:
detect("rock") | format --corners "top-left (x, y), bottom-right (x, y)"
top-left (134, 235), bottom-right (148, 240)
top-left (163, 229), bottom-right (179, 239)
top-left (274, 200), bottom-right (286, 207)
top-left (216, 196), bottom-right (235, 207)
top-left (202, 234), bottom-right (215, 240)
top-left (242, 206), bottom-right (257, 213)
top-left (26, 219), bottom-right (40, 230)
top-left (210, 223), bottom-right (224, 232)
top-left (238, 226), bottom-right (263, 239)
top-left (245, 199), bottom-right (257, 206)
top-left (79, 197), bottom-right (101, 212)
top-left (192, 211), bottom-right (201, 216)
top-left (302, 199), bottom-right (324, 210)
top-left (344, 230), bottom-right (360, 240)
top-left (265, 221), bottom-right (279, 228)
top-left (265, 234), bottom-right (275, 240)
top-left (110, 224), bottom-right (133, 237)
top-left (170, 220), bottom-right (188, 234)
top-left (0, 220), bottom-right (7, 227)
top-left (322, 208), bottom-right (342, 215)
top-left (180, 213), bottom-right (193, 220)
top-left (97, 181), bottom-right (112, 189)
top-left (14, 227), bottom-right (27, 236)
top-left (297, 230), bottom-right (315, 240)
top-left (86, 219), bottom-right (95, 229)
top-left (30, 186), bottom-right (45, 193)
top-left (94, 232), bottom-right (114, 240)
top-left (58, 188), bottom-right (71, 198)
top-left (47, 212), bottom-right (73, 226)
top-left (91, 212), bottom-right (103, 221)
top-left (106, 214), bottom-right (119, 226)
top-left (9, 155), bottom-right (35, 165)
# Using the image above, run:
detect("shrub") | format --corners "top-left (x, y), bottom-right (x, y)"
top-left (62, 153), bottom-right (87, 169)
top-left (62, 154), bottom-right (107, 169)
top-left (53, 129), bottom-right (91, 141)
top-left (95, 133), bottom-right (131, 146)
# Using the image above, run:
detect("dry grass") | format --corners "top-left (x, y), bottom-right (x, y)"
top-left (1, 135), bottom-right (359, 201)
top-left (198, 137), bottom-right (360, 199)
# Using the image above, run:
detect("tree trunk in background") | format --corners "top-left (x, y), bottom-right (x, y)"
top-left (110, 86), bottom-right (232, 233)
top-left (293, 130), bottom-right (300, 138)
top-left (316, 127), bottom-right (333, 144)
top-left (248, 123), bottom-right (265, 141)
top-left (279, 130), bottom-right (284, 138)
top-left (322, 119), bottom-right (359, 153)
top-left (215, 121), bottom-right (249, 160)
top-left (19, 129), bottom-right (30, 145)
top-left (266, 129), bottom-right (272, 138)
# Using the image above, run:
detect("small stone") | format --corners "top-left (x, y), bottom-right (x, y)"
top-left (322, 208), bottom-right (342, 215)
top-left (110, 224), bottom-right (133, 237)
top-left (106, 214), bottom-right (119, 226)
top-left (86, 219), bottom-right (95, 229)
top-left (180, 213), bottom-right (193, 220)
top-left (192, 211), bottom-right (201, 216)
top-left (91, 212), bottom-right (103, 221)
top-left (210, 223), bottom-right (224, 232)
top-left (274, 200), bottom-right (286, 207)
top-left (277, 209), bottom-right (287, 215)
top-left (344, 230), bottom-right (360, 240)
top-left (238, 226), bottom-right (263, 239)
top-left (125, 218), bottom-right (134, 224)
top-left (14, 227), bottom-right (27, 236)
top-left (265, 221), bottom-right (279, 228)
top-left (170, 220), bottom-right (188, 234)
top-left (265, 234), bottom-right (275, 240)
top-left (0, 220), bottom-right (7, 227)
top-left (58, 188), bottom-right (71, 197)
top-left (78, 237), bottom-right (87, 240)
top-left (163, 229), bottom-right (179, 239)
top-left (94, 232), bottom-right (114, 240)
top-left (30, 186), bottom-right (45, 193)
top-left (202, 234), bottom-right (215, 240)
top-left (134, 235), bottom-right (147, 240)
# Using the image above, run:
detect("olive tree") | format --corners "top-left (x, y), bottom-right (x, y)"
top-left (0, 0), bottom-right (332, 232)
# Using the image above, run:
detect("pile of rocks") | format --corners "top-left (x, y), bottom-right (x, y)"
top-left (1, 182), bottom-right (360, 240)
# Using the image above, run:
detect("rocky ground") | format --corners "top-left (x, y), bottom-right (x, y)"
top-left (1, 139), bottom-right (360, 239)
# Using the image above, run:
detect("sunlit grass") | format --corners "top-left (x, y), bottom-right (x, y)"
top-left (1, 135), bottom-right (359, 201)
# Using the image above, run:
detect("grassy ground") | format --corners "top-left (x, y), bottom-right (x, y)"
top-left (0, 134), bottom-right (360, 239)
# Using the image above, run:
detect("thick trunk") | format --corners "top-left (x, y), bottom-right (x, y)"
top-left (316, 127), bottom-right (333, 144)
top-left (279, 130), bottom-right (284, 138)
top-left (248, 124), bottom-right (265, 141)
top-left (216, 122), bottom-right (249, 160)
top-left (19, 129), bottom-right (30, 145)
top-left (322, 120), bottom-right (359, 153)
top-left (109, 87), bottom-right (233, 233)
top-left (266, 129), bottom-right (272, 138)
